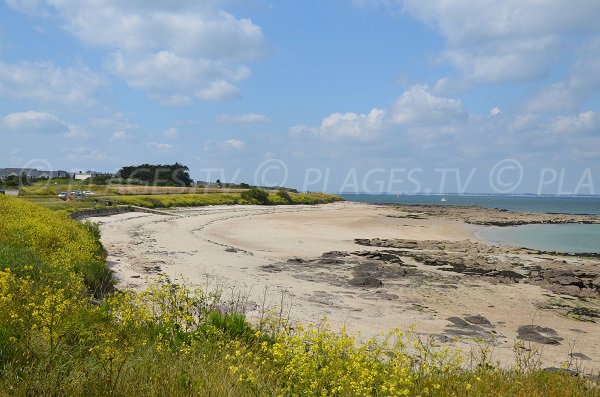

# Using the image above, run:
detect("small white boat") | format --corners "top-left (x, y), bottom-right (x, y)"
top-left (440, 197), bottom-right (447, 202)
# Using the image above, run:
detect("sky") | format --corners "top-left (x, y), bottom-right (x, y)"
top-left (1, 0), bottom-right (600, 194)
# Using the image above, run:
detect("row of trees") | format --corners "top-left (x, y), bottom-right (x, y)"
top-left (3, 162), bottom-right (298, 190)
top-left (116, 163), bottom-right (193, 187)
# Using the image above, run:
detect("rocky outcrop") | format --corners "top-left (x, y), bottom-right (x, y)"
top-left (354, 238), bottom-right (600, 299)
top-left (388, 204), bottom-right (600, 226)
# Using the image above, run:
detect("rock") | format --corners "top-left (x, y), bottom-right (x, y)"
top-left (465, 314), bottom-right (492, 327)
top-left (261, 264), bottom-right (283, 273)
top-left (321, 251), bottom-right (348, 258)
top-left (553, 276), bottom-right (585, 288)
top-left (349, 276), bottom-right (383, 288)
top-left (444, 317), bottom-right (492, 338)
top-left (569, 352), bottom-right (592, 361)
top-left (543, 367), bottom-right (579, 376)
top-left (372, 291), bottom-right (399, 300)
top-left (517, 325), bottom-right (563, 345)
top-left (447, 317), bottom-right (470, 327)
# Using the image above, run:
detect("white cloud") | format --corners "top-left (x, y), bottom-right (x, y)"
top-left (5, 0), bottom-right (48, 16)
top-left (389, 85), bottom-right (465, 125)
top-left (0, 61), bottom-right (104, 104)
top-left (196, 80), bottom-right (241, 101)
top-left (490, 107), bottom-right (502, 116)
top-left (8, 1), bottom-right (266, 103)
top-left (220, 139), bottom-right (244, 150)
top-left (319, 108), bottom-right (385, 141)
top-left (550, 111), bottom-right (597, 134)
top-left (110, 130), bottom-right (127, 141)
top-left (216, 112), bottom-right (271, 124)
top-left (402, 0), bottom-right (600, 84)
top-left (289, 86), bottom-right (464, 143)
top-left (66, 146), bottom-right (107, 161)
top-left (0, 111), bottom-right (69, 134)
top-left (146, 142), bottom-right (173, 150)
top-left (163, 127), bottom-right (178, 139)
top-left (527, 37), bottom-right (600, 112)
top-left (288, 125), bottom-right (317, 138)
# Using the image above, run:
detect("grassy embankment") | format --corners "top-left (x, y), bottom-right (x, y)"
top-left (0, 195), bottom-right (597, 396)
top-left (19, 182), bottom-right (342, 211)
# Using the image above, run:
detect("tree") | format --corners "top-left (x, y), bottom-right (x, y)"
top-left (116, 163), bottom-right (193, 187)
top-left (240, 187), bottom-right (270, 205)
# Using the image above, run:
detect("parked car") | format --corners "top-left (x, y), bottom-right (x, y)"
top-left (58, 192), bottom-right (70, 199)
top-left (83, 191), bottom-right (95, 196)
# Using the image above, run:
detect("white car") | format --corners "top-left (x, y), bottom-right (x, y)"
top-left (83, 191), bottom-right (95, 196)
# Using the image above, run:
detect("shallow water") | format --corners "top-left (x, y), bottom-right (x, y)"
top-left (477, 224), bottom-right (600, 254)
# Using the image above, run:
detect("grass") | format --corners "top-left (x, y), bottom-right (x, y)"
top-left (114, 192), bottom-right (342, 208)
top-left (21, 191), bottom-right (343, 211)
top-left (19, 181), bottom-right (281, 196)
top-left (0, 195), bottom-right (598, 396)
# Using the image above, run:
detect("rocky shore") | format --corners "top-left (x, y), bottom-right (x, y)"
top-left (388, 204), bottom-right (600, 226)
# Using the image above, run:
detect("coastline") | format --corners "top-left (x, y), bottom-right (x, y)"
top-left (89, 202), bottom-right (600, 370)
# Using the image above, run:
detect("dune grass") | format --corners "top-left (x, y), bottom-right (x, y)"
top-left (0, 195), bottom-right (597, 396)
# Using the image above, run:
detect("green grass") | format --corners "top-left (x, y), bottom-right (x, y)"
top-left (115, 192), bottom-right (342, 208)
top-left (22, 191), bottom-right (343, 211)
top-left (0, 195), bottom-right (597, 396)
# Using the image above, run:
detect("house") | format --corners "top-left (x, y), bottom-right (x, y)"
top-left (74, 171), bottom-right (95, 180)
top-left (0, 168), bottom-right (69, 179)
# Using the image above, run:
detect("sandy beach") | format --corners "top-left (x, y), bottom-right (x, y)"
top-left (90, 202), bottom-right (600, 370)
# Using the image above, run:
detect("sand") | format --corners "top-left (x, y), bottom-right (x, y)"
top-left (89, 202), bottom-right (600, 370)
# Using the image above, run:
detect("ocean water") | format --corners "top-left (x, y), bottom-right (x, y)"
top-left (341, 194), bottom-right (600, 253)
top-left (340, 194), bottom-right (600, 215)
top-left (477, 224), bottom-right (600, 254)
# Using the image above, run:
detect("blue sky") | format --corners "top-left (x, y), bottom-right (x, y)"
top-left (1, 0), bottom-right (600, 194)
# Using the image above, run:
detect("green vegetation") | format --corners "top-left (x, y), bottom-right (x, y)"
top-left (20, 196), bottom-right (110, 212)
top-left (0, 175), bottom-right (29, 189)
top-left (17, 178), bottom-right (343, 213)
top-left (21, 191), bottom-right (343, 211)
top-left (240, 187), bottom-right (271, 205)
top-left (116, 163), bottom-right (193, 187)
top-left (114, 192), bottom-right (342, 208)
top-left (0, 195), bottom-right (597, 396)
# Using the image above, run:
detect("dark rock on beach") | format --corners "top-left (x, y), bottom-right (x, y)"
top-left (354, 237), bottom-right (600, 299)
top-left (517, 325), bottom-right (563, 345)
top-left (465, 314), bottom-right (493, 327)
top-left (349, 276), bottom-right (383, 288)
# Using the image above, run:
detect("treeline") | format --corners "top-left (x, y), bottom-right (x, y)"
top-left (116, 163), bottom-right (193, 187)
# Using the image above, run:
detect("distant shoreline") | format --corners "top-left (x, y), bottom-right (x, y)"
top-left (340, 193), bottom-right (600, 216)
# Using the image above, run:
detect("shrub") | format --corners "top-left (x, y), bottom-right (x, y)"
top-left (240, 188), bottom-right (271, 205)
top-left (276, 189), bottom-right (292, 203)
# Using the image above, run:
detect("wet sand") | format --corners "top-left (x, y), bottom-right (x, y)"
top-left (89, 202), bottom-right (600, 370)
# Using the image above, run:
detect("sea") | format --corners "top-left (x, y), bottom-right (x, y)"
top-left (340, 194), bottom-right (600, 254)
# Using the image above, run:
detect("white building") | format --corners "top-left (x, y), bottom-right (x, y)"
top-left (74, 171), bottom-right (95, 180)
